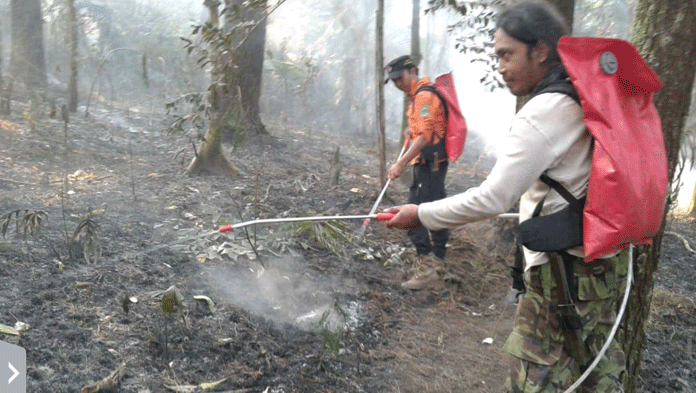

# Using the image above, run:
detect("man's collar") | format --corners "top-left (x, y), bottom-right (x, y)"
top-left (531, 64), bottom-right (568, 96)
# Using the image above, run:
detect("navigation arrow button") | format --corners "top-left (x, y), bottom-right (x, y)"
top-left (1, 340), bottom-right (26, 392)
top-left (8, 362), bottom-right (19, 384)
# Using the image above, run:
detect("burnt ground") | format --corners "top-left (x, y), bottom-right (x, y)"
top-left (0, 91), bottom-right (694, 393)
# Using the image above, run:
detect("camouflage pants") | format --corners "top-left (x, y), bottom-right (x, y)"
top-left (503, 250), bottom-right (629, 392)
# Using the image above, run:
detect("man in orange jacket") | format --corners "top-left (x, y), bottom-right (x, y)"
top-left (385, 55), bottom-right (449, 289)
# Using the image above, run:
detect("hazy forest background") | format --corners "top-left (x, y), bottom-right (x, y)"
top-left (0, 0), bottom-right (695, 392)
top-left (7, 0), bottom-right (694, 203)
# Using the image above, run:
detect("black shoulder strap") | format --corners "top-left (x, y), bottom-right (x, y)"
top-left (536, 83), bottom-right (580, 105)
top-left (531, 65), bottom-right (580, 105)
top-left (414, 84), bottom-right (449, 118)
top-left (529, 66), bottom-right (585, 216)
top-left (531, 175), bottom-right (583, 217)
top-left (539, 174), bottom-right (581, 207)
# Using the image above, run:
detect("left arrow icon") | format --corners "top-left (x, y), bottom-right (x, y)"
top-left (8, 362), bottom-right (19, 384)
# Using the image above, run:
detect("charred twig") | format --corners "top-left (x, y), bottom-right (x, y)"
top-left (240, 221), bottom-right (265, 268)
top-left (80, 362), bottom-right (126, 393)
top-left (60, 105), bottom-right (74, 260)
top-left (228, 193), bottom-right (265, 268)
top-left (253, 170), bottom-right (261, 246)
top-left (259, 184), bottom-right (271, 204)
top-left (49, 175), bottom-right (114, 184)
top-left (664, 231), bottom-right (696, 255)
top-left (0, 178), bottom-right (35, 186)
top-left (128, 137), bottom-right (136, 201)
top-left (40, 233), bottom-right (62, 260)
top-left (190, 136), bottom-right (198, 158)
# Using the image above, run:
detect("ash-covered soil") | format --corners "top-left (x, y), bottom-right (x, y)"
top-left (0, 93), bottom-right (693, 392)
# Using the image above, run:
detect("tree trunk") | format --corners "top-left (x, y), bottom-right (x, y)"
top-left (400, 0), bottom-right (421, 147)
top-left (623, 2), bottom-right (696, 392)
top-left (340, 56), bottom-right (356, 131)
top-left (0, 15), bottom-right (7, 116)
top-left (10, 0), bottom-right (47, 88)
top-left (685, 76), bottom-right (696, 218)
top-left (188, 0), bottom-right (239, 177)
top-left (411, 0), bottom-right (422, 66)
top-left (688, 183), bottom-right (696, 218)
top-left (67, 0), bottom-right (78, 112)
top-left (0, 16), bottom-right (3, 80)
top-left (334, 2), bottom-right (356, 133)
top-left (376, 0), bottom-right (386, 188)
top-left (551, 0), bottom-right (575, 30)
top-left (224, 0), bottom-right (267, 137)
top-left (186, 105), bottom-right (239, 176)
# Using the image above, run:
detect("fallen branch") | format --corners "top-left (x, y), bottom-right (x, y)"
top-left (81, 362), bottom-right (126, 393)
top-left (0, 177), bottom-right (35, 186)
top-left (163, 377), bottom-right (230, 392)
top-left (665, 231), bottom-right (696, 255)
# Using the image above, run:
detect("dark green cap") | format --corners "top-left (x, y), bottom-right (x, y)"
top-left (384, 55), bottom-right (415, 84)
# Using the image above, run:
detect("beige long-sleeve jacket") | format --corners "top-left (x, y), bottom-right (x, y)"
top-left (418, 92), bottom-right (594, 269)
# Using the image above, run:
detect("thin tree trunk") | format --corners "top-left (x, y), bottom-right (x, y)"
top-left (340, 57), bottom-right (356, 131)
top-left (0, 16), bottom-right (6, 116)
top-left (334, 2), bottom-right (356, 133)
top-left (623, 2), bottom-right (696, 392)
top-left (10, 0), bottom-right (47, 88)
top-left (376, 0), bottom-right (386, 188)
top-left (552, 0), bottom-right (575, 30)
top-left (67, 0), bottom-right (78, 112)
top-left (224, 0), bottom-right (267, 136)
top-left (400, 0), bottom-right (421, 146)
top-left (688, 183), bottom-right (696, 218)
top-left (188, 0), bottom-right (238, 177)
top-left (0, 16), bottom-right (3, 80)
top-left (686, 76), bottom-right (696, 218)
top-left (186, 105), bottom-right (238, 176)
top-left (411, 0), bottom-right (421, 66)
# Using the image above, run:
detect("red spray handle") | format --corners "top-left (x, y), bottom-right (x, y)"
top-left (362, 212), bottom-right (394, 226)
top-left (376, 213), bottom-right (395, 221)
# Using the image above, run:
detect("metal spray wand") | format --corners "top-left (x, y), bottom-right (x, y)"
top-left (358, 140), bottom-right (409, 238)
top-left (218, 213), bottom-right (396, 232)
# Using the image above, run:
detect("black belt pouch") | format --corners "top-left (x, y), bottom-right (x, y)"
top-left (519, 196), bottom-right (585, 252)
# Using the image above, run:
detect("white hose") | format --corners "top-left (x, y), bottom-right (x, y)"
top-left (563, 244), bottom-right (634, 392)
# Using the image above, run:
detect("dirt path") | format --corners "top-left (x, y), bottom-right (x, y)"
top-left (0, 96), bottom-right (694, 392)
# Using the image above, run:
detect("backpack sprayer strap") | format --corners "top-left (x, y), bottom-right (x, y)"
top-left (414, 84), bottom-right (448, 145)
top-left (531, 174), bottom-right (583, 218)
top-left (539, 174), bottom-right (583, 209)
top-left (505, 242), bottom-right (526, 304)
top-left (415, 84), bottom-right (449, 119)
